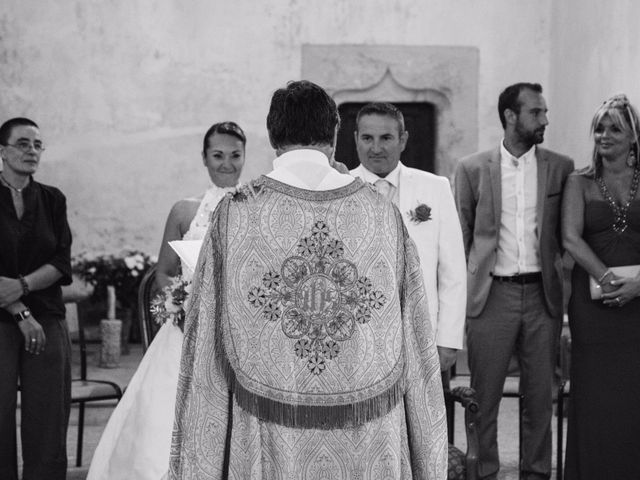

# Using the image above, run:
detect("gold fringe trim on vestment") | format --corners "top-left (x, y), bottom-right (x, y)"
top-left (215, 332), bottom-right (405, 429)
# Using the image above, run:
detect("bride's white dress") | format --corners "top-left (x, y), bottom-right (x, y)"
top-left (87, 185), bottom-right (234, 480)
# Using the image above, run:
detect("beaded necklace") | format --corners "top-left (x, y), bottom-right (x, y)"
top-left (596, 166), bottom-right (640, 233)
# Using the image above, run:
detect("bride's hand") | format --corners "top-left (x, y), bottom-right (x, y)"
top-left (601, 276), bottom-right (640, 307)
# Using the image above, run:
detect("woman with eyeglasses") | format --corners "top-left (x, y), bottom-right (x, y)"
top-left (88, 122), bottom-right (247, 480)
top-left (561, 95), bottom-right (640, 479)
top-left (0, 118), bottom-right (73, 480)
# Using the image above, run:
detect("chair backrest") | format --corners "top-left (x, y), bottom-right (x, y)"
top-left (138, 264), bottom-right (161, 352)
top-left (445, 386), bottom-right (480, 480)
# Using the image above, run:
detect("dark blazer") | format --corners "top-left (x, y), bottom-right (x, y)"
top-left (454, 146), bottom-right (574, 318)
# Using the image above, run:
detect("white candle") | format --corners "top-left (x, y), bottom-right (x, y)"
top-left (107, 285), bottom-right (116, 320)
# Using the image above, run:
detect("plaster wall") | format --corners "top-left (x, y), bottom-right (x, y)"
top-left (0, 0), bottom-right (553, 253)
top-left (548, 0), bottom-right (640, 168)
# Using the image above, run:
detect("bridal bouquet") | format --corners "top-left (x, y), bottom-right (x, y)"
top-left (150, 275), bottom-right (191, 327)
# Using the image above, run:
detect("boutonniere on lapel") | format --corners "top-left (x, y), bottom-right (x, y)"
top-left (408, 203), bottom-right (432, 223)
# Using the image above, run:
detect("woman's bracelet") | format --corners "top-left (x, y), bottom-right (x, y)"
top-left (17, 275), bottom-right (30, 297)
top-left (597, 269), bottom-right (613, 285)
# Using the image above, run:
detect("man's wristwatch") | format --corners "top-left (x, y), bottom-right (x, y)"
top-left (14, 309), bottom-right (31, 323)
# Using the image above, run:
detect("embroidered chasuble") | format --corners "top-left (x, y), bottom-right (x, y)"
top-left (169, 176), bottom-right (447, 480)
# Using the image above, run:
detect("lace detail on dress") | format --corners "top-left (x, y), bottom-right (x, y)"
top-left (179, 184), bottom-right (236, 280)
top-left (183, 184), bottom-right (236, 241)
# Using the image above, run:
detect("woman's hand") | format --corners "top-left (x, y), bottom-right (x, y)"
top-left (17, 315), bottom-right (46, 354)
top-left (600, 277), bottom-right (620, 294)
top-left (0, 276), bottom-right (23, 307)
top-left (600, 273), bottom-right (622, 294)
top-left (601, 276), bottom-right (640, 307)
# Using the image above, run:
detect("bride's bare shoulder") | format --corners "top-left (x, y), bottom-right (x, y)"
top-left (168, 196), bottom-right (201, 227)
top-left (174, 195), bottom-right (202, 211)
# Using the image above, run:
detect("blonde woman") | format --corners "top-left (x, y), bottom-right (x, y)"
top-left (561, 95), bottom-right (640, 479)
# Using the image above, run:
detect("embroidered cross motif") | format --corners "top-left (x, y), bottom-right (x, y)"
top-left (247, 220), bottom-right (387, 374)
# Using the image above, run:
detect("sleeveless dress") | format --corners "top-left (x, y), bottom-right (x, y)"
top-left (564, 200), bottom-right (640, 479)
top-left (87, 185), bottom-right (234, 480)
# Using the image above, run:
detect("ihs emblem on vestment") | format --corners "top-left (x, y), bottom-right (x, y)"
top-left (247, 220), bottom-right (387, 374)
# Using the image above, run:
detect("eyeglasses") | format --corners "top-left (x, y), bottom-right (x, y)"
top-left (5, 140), bottom-right (46, 153)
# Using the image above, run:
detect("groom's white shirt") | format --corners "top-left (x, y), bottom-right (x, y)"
top-left (351, 162), bottom-right (466, 350)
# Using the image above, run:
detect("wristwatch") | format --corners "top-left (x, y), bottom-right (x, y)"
top-left (14, 309), bottom-right (31, 323)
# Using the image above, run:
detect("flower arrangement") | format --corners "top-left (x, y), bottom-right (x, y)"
top-left (72, 249), bottom-right (157, 311)
top-left (150, 275), bottom-right (191, 328)
top-left (408, 203), bottom-right (432, 224)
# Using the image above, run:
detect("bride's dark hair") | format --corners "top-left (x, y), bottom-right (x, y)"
top-left (202, 121), bottom-right (246, 154)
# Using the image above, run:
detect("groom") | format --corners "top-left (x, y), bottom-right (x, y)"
top-left (169, 80), bottom-right (447, 479)
top-left (350, 102), bottom-right (467, 374)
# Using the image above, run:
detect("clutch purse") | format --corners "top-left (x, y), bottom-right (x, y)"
top-left (589, 265), bottom-right (640, 300)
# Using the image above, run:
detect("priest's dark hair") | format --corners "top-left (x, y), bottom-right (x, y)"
top-left (266, 80), bottom-right (340, 150)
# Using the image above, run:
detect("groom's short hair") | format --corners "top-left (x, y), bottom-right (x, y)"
top-left (266, 80), bottom-right (339, 150)
top-left (355, 102), bottom-right (406, 135)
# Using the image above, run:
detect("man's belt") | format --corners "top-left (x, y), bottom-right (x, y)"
top-left (492, 272), bottom-right (542, 284)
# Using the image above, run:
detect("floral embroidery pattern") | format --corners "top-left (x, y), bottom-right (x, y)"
top-left (247, 220), bottom-right (387, 374)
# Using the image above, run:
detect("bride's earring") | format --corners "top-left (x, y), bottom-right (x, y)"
top-left (628, 150), bottom-right (637, 168)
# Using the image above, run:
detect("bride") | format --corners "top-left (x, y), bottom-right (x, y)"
top-left (87, 122), bottom-right (247, 480)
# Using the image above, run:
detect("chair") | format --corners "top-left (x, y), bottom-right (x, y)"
top-left (445, 386), bottom-right (480, 480)
top-left (449, 356), bottom-right (524, 479)
top-left (67, 302), bottom-right (123, 467)
top-left (138, 264), bottom-right (161, 352)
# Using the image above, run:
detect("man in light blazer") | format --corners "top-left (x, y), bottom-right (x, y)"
top-left (454, 83), bottom-right (574, 480)
top-left (351, 102), bottom-right (467, 372)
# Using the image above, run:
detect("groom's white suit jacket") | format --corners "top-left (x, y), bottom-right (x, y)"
top-left (351, 162), bottom-right (467, 349)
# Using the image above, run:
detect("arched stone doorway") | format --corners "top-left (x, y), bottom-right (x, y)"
top-left (336, 101), bottom-right (436, 173)
top-left (302, 45), bottom-right (479, 179)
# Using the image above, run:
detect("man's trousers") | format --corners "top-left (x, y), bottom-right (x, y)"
top-left (467, 280), bottom-right (559, 480)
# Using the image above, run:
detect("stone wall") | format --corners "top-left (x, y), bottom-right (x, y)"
top-left (2, 0), bottom-right (556, 253)
top-left (548, 0), bottom-right (640, 168)
top-left (302, 45), bottom-right (479, 179)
